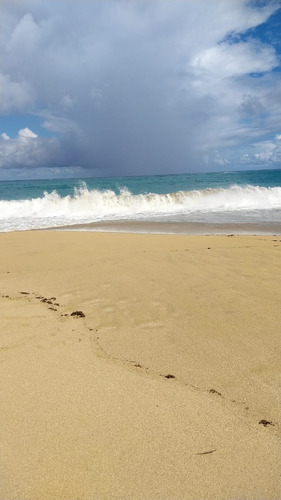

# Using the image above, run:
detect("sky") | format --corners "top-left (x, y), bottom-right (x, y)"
top-left (0, 0), bottom-right (280, 180)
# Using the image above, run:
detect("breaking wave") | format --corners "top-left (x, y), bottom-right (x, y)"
top-left (1, 183), bottom-right (281, 231)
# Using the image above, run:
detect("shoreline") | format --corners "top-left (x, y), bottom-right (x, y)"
top-left (55, 219), bottom-right (281, 235)
top-left (0, 231), bottom-right (280, 499)
top-left (2, 219), bottom-right (281, 235)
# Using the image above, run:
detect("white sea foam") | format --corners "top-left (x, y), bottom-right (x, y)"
top-left (1, 183), bottom-right (281, 231)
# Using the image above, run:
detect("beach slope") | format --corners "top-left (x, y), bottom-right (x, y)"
top-left (0, 231), bottom-right (280, 499)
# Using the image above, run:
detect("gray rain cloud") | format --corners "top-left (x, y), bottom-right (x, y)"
top-left (0, 0), bottom-right (280, 178)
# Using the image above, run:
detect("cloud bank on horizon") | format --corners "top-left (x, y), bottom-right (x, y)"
top-left (0, 0), bottom-right (280, 179)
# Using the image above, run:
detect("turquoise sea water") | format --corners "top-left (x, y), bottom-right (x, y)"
top-left (1, 169), bottom-right (281, 233)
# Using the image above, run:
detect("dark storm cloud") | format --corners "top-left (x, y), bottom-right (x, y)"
top-left (0, 0), bottom-right (280, 178)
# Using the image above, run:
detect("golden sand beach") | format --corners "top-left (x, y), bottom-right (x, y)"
top-left (0, 231), bottom-right (280, 499)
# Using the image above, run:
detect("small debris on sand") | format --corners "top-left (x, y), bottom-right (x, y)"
top-left (209, 388), bottom-right (222, 396)
top-left (259, 419), bottom-right (274, 427)
top-left (196, 449), bottom-right (216, 456)
top-left (41, 298), bottom-right (53, 305)
top-left (71, 310), bottom-right (85, 318)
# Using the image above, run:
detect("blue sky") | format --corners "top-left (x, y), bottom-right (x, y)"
top-left (0, 0), bottom-right (280, 180)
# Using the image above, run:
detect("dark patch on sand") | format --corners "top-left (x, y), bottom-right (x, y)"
top-left (209, 388), bottom-right (222, 396)
top-left (41, 298), bottom-right (53, 305)
top-left (259, 419), bottom-right (274, 427)
top-left (71, 310), bottom-right (85, 318)
top-left (196, 449), bottom-right (216, 456)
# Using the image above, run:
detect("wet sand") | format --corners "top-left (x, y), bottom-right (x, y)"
top-left (0, 231), bottom-right (280, 499)
top-left (54, 218), bottom-right (281, 235)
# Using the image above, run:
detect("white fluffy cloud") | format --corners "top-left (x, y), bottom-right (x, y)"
top-left (1, 132), bottom-right (10, 141)
top-left (18, 127), bottom-right (38, 139)
top-left (0, 128), bottom-right (61, 169)
top-left (0, 0), bottom-right (280, 177)
top-left (240, 133), bottom-right (281, 166)
top-left (191, 41), bottom-right (278, 78)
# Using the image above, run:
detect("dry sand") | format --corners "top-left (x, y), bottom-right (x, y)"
top-left (0, 231), bottom-right (280, 500)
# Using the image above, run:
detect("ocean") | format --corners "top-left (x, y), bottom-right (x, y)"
top-left (1, 169), bottom-right (281, 234)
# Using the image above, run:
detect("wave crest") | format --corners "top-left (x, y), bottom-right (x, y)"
top-left (1, 183), bottom-right (281, 231)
